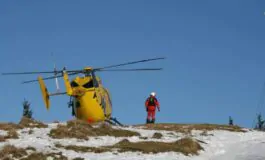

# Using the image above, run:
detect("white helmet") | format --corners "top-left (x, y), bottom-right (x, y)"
top-left (150, 92), bottom-right (156, 97)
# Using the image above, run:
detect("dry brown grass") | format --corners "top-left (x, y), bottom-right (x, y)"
top-left (49, 119), bottom-right (140, 140)
top-left (20, 153), bottom-right (48, 160)
top-left (0, 129), bottom-right (19, 142)
top-left (49, 123), bottom-right (90, 140)
top-left (73, 158), bottom-right (85, 160)
top-left (0, 117), bottom-right (48, 130)
top-left (20, 152), bottom-right (68, 160)
top-left (0, 117), bottom-right (47, 142)
top-left (55, 143), bottom-right (111, 153)
top-left (114, 138), bottom-right (203, 155)
top-left (0, 135), bottom-right (6, 142)
top-left (0, 122), bottom-right (22, 131)
top-left (0, 117), bottom-right (49, 142)
top-left (19, 117), bottom-right (48, 128)
top-left (0, 145), bottom-right (27, 159)
top-left (0, 145), bottom-right (68, 160)
top-left (56, 137), bottom-right (203, 155)
top-left (137, 123), bottom-right (246, 133)
top-left (2, 157), bottom-right (12, 160)
top-left (5, 129), bottom-right (19, 139)
top-left (93, 123), bottom-right (140, 137)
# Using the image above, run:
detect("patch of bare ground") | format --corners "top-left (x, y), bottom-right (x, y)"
top-left (0, 145), bottom-right (68, 160)
top-left (49, 119), bottom-right (140, 140)
top-left (136, 123), bottom-right (246, 133)
top-left (56, 137), bottom-right (203, 155)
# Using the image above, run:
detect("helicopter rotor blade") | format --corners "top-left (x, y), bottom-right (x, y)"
top-left (98, 68), bottom-right (163, 71)
top-left (1, 69), bottom-right (84, 76)
top-left (95, 57), bottom-right (166, 71)
top-left (2, 71), bottom-right (61, 75)
top-left (22, 72), bottom-right (78, 84)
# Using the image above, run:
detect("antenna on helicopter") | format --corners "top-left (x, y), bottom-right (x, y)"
top-left (54, 64), bottom-right (60, 93)
top-left (51, 52), bottom-right (60, 93)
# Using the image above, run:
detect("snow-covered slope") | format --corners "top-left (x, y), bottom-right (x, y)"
top-left (0, 121), bottom-right (265, 160)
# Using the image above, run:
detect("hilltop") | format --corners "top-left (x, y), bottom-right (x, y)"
top-left (0, 118), bottom-right (264, 160)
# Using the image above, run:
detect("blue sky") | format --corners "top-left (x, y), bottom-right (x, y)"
top-left (0, 1), bottom-right (265, 128)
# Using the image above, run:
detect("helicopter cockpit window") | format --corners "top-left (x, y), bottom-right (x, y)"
top-left (83, 81), bottom-right (94, 88)
top-left (71, 81), bottom-right (79, 87)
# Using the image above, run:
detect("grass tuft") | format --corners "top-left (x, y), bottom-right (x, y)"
top-left (55, 143), bottom-right (110, 153)
top-left (114, 137), bottom-right (203, 155)
top-left (0, 145), bottom-right (27, 159)
top-left (20, 152), bottom-right (68, 160)
top-left (0, 123), bottom-right (22, 131)
top-left (49, 119), bottom-right (140, 140)
top-left (56, 137), bottom-right (203, 155)
top-left (0, 129), bottom-right (19, 142)
top-left (137, 123), bottom-right (246, 133)
top-left (19, 117), bottom-right (48, 128)
top-left (0, 145), bottom-right (67, 160)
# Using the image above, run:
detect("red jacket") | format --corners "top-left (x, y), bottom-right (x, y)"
top-left (145, 96), bottom-right (160, 108)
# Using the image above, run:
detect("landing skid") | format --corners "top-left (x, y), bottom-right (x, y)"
top-left (105, 117), bottom-right (123, 126)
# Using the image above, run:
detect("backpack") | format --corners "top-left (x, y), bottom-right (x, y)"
top-left (147, 97), bottom-right (157, 106)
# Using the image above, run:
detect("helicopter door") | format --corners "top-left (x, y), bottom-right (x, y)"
top-left (91, 71), bottom-right (99, 88)
top-left (91, 72), bottom-right (105, 113)
top-left (104, 89), bottom-right (112, 118)
top-left (94, 88), bottom-right (103, 109)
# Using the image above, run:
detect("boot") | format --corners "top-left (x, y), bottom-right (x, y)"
top-left (146, 119), bottom-right (150, 124)
top-left (151, 119), bottom-right (155, 124)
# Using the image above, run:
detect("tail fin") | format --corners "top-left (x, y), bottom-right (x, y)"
top-left (38, 76), bottom-right (50, 110)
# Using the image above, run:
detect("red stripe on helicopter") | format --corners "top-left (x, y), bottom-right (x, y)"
top-left (87, 118), bottom-right (94, 123)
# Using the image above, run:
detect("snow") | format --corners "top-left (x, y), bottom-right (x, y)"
top-left (1, 123), bottom-right (265, 160)
top-left (0, 130), bottom-right (8, 136)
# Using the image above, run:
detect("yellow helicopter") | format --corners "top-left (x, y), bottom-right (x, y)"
top-left (2, 57), bottom-right (165, 125)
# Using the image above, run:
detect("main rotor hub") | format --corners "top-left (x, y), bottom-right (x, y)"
top-left (83, 67), bottom-right (93, 72)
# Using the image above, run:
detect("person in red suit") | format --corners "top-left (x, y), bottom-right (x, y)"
top-left (145, 92), bottom-right (160, 124)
